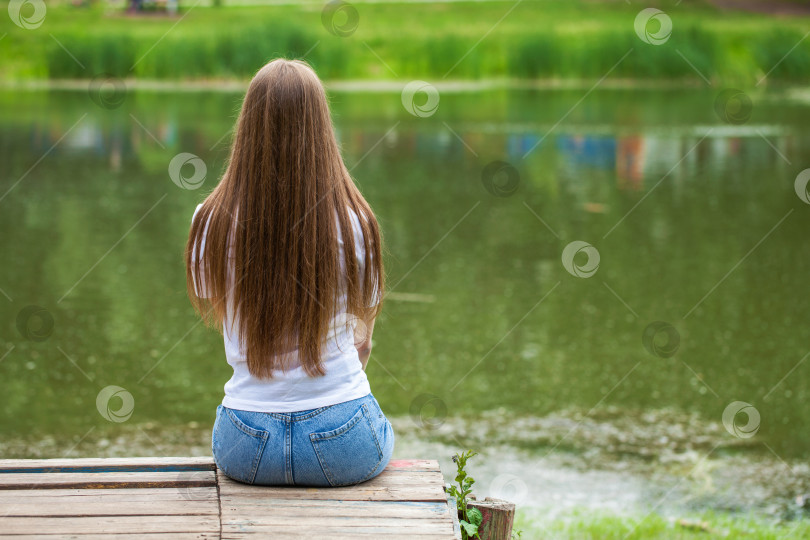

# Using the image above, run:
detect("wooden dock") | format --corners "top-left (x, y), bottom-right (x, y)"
top-left (0, 457), bottom-right (460, 539)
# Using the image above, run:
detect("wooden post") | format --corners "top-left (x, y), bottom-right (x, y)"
top-left (468, 497), bottom-right (515, 540)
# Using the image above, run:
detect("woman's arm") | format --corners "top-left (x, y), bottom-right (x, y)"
top-left (354, 317), bottom-right (376, 370)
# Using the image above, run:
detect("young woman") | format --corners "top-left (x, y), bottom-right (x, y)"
top-left (185, 59), bottom-right (394, 487)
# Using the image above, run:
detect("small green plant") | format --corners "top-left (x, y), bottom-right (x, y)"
top-left (448, 450), bottom-right (483, 540)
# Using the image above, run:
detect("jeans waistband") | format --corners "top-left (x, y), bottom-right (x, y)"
top-left (231, 393), bottom-right (372, 422)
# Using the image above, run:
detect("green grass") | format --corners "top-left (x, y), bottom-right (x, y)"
top-left (1, 0), bottom-right (809, 84)
top-left (514, 509), bottom-right (810, 539)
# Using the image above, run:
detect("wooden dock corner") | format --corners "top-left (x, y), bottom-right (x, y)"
top-left (0, 457), bottom-right (460, 539)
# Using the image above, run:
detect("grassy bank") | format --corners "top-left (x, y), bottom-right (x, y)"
top-left (515, 509), bottom-right (810, 539)
top-left (1, 1), bottom-right (809, 84)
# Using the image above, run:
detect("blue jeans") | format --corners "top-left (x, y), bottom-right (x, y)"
top-left (212, 393), bottom-right (395, 486)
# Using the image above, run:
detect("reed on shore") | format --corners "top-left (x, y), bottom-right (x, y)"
top-left (2, 1), bottom-right (809, 84)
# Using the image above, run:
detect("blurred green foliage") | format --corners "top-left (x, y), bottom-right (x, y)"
top-left (515, 509), bottom-right (810, 539)
top-left (1, 1), bottom-right (809, 83)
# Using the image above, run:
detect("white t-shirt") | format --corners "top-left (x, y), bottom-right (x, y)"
top-left (190, 203), bottom-right (376, 413)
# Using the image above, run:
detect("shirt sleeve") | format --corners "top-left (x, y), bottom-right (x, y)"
top-left (350, 209), bottom-right (381, 308)
top-left (190, 203), bottom-right (212, 299)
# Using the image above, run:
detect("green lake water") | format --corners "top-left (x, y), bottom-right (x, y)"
top-left (1, 86), bottom-right (808, 469)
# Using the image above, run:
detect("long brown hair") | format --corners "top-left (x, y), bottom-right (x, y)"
top-left (185, 59), bottom-right (383, 379)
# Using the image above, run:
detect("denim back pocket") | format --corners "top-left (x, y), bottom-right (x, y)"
top-left (309, 403), bottom-right (383, 487)
top-left (212, 406), bottom-right (269, 485)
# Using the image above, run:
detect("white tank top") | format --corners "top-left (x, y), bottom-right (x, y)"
top-left (191, 203), bottom-right (374, 413)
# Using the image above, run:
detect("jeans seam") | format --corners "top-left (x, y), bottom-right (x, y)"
top-left (216, 408), bottom-right (269, 485)
top-left (309, 404), bottom-right (382, 487)
top-left (353, 405), bottom-right (383, 484)
top-left (225, 408), bottom-right (265, 439)
top-left (289, 406), bottom-right (331, 421)
top-left (284, 419), bottom-right (293, 485)
top-left (309, 405), bottom-right (365, 441)
top-left (247, 432), bottom-right (269, 484)
top-left (364, 405), bottom-right (383, 458)
top-left (310, 434), bottom-right (336, 486)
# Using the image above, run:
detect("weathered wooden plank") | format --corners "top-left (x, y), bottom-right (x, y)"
top-left (2, 497), bottom-right (218, 517)
top-left (221, 499), bottom-right (452, 519)
top-left (220, 470), bottom-right (445, 492)
top-left (221, 530), bottom-right (448, 540)
top-left (10, 535), bottom-right (219, 539)
top-left (0, 470), bottom-right (216, 490)
top-left (221, 523), bottom-right (454, 535)
top-left (383, 459), bottom-right (441, 471)
top-left (0, 457), bottom-right (215, 474)
top-left (1, 515), bottom-right (221, 535)
top-left (218, 459), bottom-right (455, 538)
top-left (220, 497), bottom-right (445, 507)
top-left (0, 487), bottom-right (218, 500)
top-left (220, 484), bottom-right (446, 502)
top-left (220, 486), bottom-right (448, 502)
top-left (218, 470), bottom-right (446, 502)
top-left (223, 515), bottom-right (454, 528)
top-left (447, 494), bottom-right (464, 539)
top-left (358, 470), bottom-right (446, 487)
top-left (0, 457), bottom-right (427, 473)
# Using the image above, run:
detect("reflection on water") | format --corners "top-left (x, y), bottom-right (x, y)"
top-left (0, 89), bottom-right (808, 470)
top-left (14, 95), bottom-right (798, 198)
